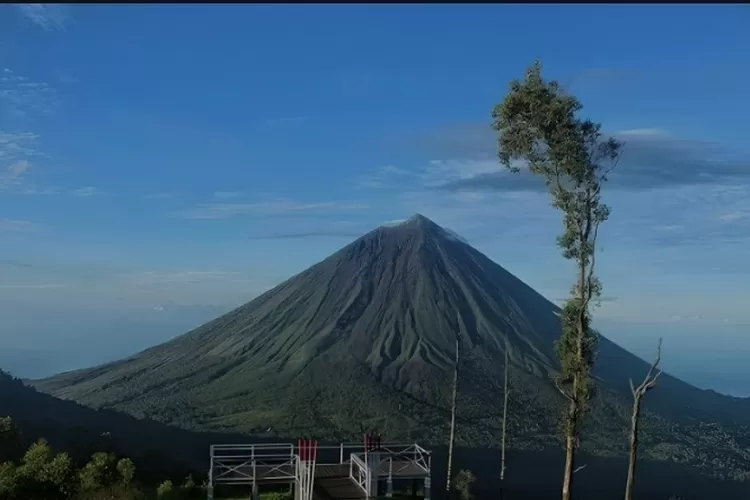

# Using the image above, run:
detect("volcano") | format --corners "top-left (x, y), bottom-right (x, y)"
top-left (33, 214), bottom-right (750, 476)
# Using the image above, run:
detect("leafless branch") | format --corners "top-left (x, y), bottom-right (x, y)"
top-left (632, 338), bottom-right (663, 396)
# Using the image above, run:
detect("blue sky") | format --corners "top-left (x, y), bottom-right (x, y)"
top-left (1, 5), bottom-right (750, 391)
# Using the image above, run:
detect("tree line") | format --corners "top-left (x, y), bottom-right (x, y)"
top-left (0, 416), bottom-right (202, 500)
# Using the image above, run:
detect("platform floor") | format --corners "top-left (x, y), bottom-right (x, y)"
top-left (214, 460), bottom-right (428, 499)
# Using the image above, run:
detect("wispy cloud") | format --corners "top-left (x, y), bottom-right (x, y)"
top-left (7, 160), bottom-right (30, 177)
top-left (356, 124), bottom-right (750, 258)
top-left (18, 4), bottom-right (69, 32)
top-left (0, 68), bottom-right (57, 117)
top-left (247, 230), bottom-right (364, 240)
top-left (124, 270), bottom-right (244, 286)
top-left (0, 263), bottom-right (282, 311)
top-left (0, 283), bottom-right (66, 290)
top-left (718, 212), bottom-right (748, 222)
top-left (0, 70), bottom-right (57, 194)
top-left (356, 165), bottom-right (412, 189)
top-left (20, 185), bottom-right (63, 195)
top-left (430, 128), bottom-right (750, 193)
top-left (71, 186), bottom-right (102, 197)
top-left (0, 160), bottom-right (31, 188)
top-left (0, 218), bottom-right (41, 232)
top-left (144, 192), bottom-right (180, 200)
top-left (177, 200), bottom-right (368, 220)
top-left (0, 132), bottom-right (42, 162)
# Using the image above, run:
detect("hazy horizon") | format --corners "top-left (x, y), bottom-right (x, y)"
top-left (3, 275), bottom-right (748, 398)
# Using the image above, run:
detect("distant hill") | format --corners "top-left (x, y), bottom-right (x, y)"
top-left (0, 369), bottom-right (249, 482)
top-left (33, 214), bottom-right (750, 479)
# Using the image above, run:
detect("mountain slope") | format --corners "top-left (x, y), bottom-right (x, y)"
top-left (34, 214), bottom-right (750, 477)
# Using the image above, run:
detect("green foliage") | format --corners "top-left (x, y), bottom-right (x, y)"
top-left (0, 417), bottom-right (193, 499)
top-left (78, 451), bottom-right (118, 492)
top-left (156, 479), bottom-right (175, 499)
top-left (453, 469), bottom-right (476, 500)
top-left (0, 416), bottom-right (21, 462)
top-left (262, 492), bottom-right (293, 500)
top-left (0, 461), bottom-right (19, 497)
top-left (116, 457), bottom-right (136, 485)
top-left (0, 439), bottom-right (76, 499)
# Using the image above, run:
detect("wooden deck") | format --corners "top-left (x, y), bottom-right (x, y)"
top-left (317, 462), bottom-right (428, 479)
top-left (315, 463), bottom-right (428, 500)
top-left (316, 476), bottom-right (365, 500)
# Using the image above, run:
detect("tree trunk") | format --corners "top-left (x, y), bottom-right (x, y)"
top-left (625, 397), bottom-right (642, 500)
top-left (561, 379), bottom-right (578, 500)
top-left (446, 338), bottom-right (459, 493)
top-left (561, 433), bottom-right (575, 500)
top-left (501, 346), bottom-right (509, 481)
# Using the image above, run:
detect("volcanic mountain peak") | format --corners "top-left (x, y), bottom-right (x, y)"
top-left (32, 213), bottom-right (750, 478)
top-left (376, 213), bottom-right (469, 245)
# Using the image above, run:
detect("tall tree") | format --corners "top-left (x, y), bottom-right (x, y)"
top-left (0, 416), bottom-right (22, 462)
top-left (625, 339), bottom-right (663, 500)
top-left (446, 338), bottom-right (459, 494)
top-left (491, 61), bottom-right (622, 500)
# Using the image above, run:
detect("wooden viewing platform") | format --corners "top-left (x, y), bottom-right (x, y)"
top-left (208, 439), bottom-right (432, 500)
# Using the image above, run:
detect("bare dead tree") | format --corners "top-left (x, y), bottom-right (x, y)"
top-left (500, 342), bottom-right (509, 481)
top-left (624, 338), bottom-right (663, 500)
top-left (446, 337), bottom-right (459, 493)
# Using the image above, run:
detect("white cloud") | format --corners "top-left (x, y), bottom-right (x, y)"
top-left (616, 128), bottom-right (667, 137)
top-left (72, 186), bottom-right (102, 197)
top-left (0, 283), bottom-right (66, 290)
top-left (0, 132), bottom-right (41, 162)
top-left (1, 159), bottom-right (31, 188)
top-left (7, 159), bottom-right (30, 177)
top-left (597, 295), bottom-right (750, 325)
top-left (0, 218), bottom-right (41, 232)
top-left (177, 200), bottom-right (369, 220)
top-left (21, 185), bottom-right (61, 195)
top-left (124, 270), bottom-right (242, 286)
top-left (144, 192), bottom-right (180, 200)
top-left (719, 212), bottom-right (747, 222)
top-left (0, 264), bottom-right (281, 311)
top-left (0, 69), bottom-right (57, 117)
top-left (18, 4), bottom-right (69, 31)
top-left (356, 164), bottom-right (413, 189)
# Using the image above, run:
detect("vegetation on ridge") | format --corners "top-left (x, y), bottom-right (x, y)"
top-left (0, 415), bottom-right (201, 500)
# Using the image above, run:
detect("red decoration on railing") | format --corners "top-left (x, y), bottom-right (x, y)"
top-left (364, 432), bottom-right (381, 452)
top-left (297, 439), bottom-right (318, 461)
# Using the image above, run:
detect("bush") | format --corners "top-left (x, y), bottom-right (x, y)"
top-left (453, 469), bottom-right (476, 500)
top-left (156, 479), bottom-right (175, 499)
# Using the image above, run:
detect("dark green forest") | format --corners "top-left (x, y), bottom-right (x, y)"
top-left (0, 415), bottom-right (203, 500)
